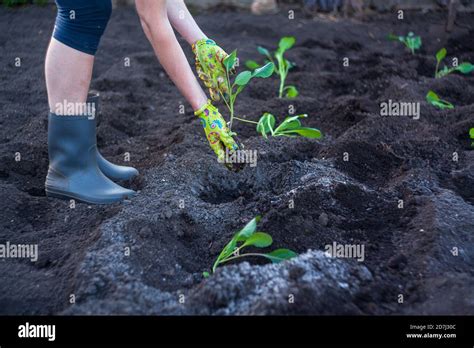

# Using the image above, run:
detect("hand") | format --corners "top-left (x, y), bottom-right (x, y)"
top-left (192, 38), bottom-right (232, 102)
top-left (195, 100), bottom-right (240, 170)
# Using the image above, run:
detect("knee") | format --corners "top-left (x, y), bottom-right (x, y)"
top-left (53, 0), bottom-right (112, 55)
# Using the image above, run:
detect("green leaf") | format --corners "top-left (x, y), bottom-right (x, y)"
top-left (236, 216), bottom-right (261, 242)
top-left (405, 32), bottom-right (421, 51)
top-left (245, 60), bottom-right (260, 70)
top-left (224, 50), bottom-right (237, 72)
top-left (220, 238), bottom-right (238, 260)
top-left (410, 36), bottom-right (422, 50)
top-left (470, 128), bottom-right (474, 139)
top-left (274, 115), bottom-right (304, 133)
top-left (285, 85), bottom-right (299, 98)
top-left (431, 100), bottom-right (454, 109)
top-left (455, 62), bottom-right (474, 74)
top-left (252, 62), bottom-right (275, 78)
top-left (426, 90), bottom-right (454, 110)
top-left (438, 65), bottom-right (452, 78)
top-left (388, 34), bottom-right (405, 43)
top-left (436, 48), bottom-right (447, 64)
top-left (256, 113), bottom-right (276, 138)
top-left (203, 272), bottom-right (210, 278)
top-left (234, 71), bottom-right (252, 86)
top-left (426, 90), bottom-right (440, 102)
top-left (278, 36), bottom-right (296, 53)
top-left (279, 127), bottom-right (323, 139)
top-left (387, 34), bottom-right (399, 41)
top-left (263, 249), bottom-right (298, 263)
top-left (212, 236), bottom-right (237, 272)
top-left (257, 46), bottom-right (271, 57)
top-left (213, 216), bottom-right (262, 272)
top-left (243, 232), bottom-right (273, 248)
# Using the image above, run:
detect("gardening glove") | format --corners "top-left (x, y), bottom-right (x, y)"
top-left (192, 38), bottom-right (233, 102)
top-left (195, 100), bottom-right (240, 170)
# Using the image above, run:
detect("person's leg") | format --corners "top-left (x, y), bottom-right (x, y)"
top-left (45, 38), bottom-right (93, 112)
top-left (46, 0), bottom-right (111, 110)
top-left (45, 0), bottom-right (136, 204)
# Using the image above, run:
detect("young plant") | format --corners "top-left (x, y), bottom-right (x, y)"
top-left (434, 48), bottom-right (474, 78)
top-left (204, 216), bottom-right (297, 276)
top-left (3, 0), bottom-right (28, 6)
top-left (246, 36), bottom-right (299, 98)
top-left (388, 32), bottom-right (422, 55)
top-left (426, 90), bottom-right (454, 110)
top-left (256, 113), bottom-right (322, 139)
top-left (3, 0), bottom-right (46, 6)
top-left (222, 51), bottom-right (274, 131)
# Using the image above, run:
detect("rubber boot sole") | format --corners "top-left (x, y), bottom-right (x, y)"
top-left (45, 187), bottom-right (135, 205)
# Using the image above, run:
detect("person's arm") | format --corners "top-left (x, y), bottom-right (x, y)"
top-left (166, 0), bottom-right (233, 102)
top-left (135, 0), bottom-right (240, 169)
top-left (166, 0), bottom-right (206, 45)
top-left (135, 0), bottom-right (207, 110)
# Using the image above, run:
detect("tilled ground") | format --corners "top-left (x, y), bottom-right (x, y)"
top-left (0, 5), bottom-right (473, 315)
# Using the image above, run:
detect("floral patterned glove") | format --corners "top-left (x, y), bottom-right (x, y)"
top-left (192, 38), bottom-right (233, 102)
top-left (195, 100), bottom-right (239, 169)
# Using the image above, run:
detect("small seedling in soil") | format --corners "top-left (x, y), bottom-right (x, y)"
top-left (246, 36), bottom-right (299, 98)
top-left (205, 216), bottom-right (297, 275)
top-left (257, 113), bottom-right (322, 139)
top-left (222, 51), bottom-right (274, 131)
top-left (3, 0), bottom-right (47, 6)
top-left (434, 48), bottom-right (474, 78)
top-left (388, 32), bottom-right (422, 55)
top-left (3, 0), bottom-right (28, 6)
top-left (426, 90), bottom-right (454, 110)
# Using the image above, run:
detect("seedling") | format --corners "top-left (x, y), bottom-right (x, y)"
top-left (388, 32), bottom-right (422, 55)
top-left (435, 48), bottom-right (474, 78)
top-left (426, 90), bottom-right (454, 110)
top-left (3, 0), bottom-right (27, 6)
top-left (206, 216), bottom-right (297, 275)
top-left (3, 0), bottom-right (47, 6)
top-left (222, 51), bottom-right (274, 131)
top-left (256, 113), bottom-right (322, 139)
top-left (246, 37), bottom-right (299, 98)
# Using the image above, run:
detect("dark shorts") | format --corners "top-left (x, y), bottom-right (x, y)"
top-left (53, 0), bottom-right (112, 55)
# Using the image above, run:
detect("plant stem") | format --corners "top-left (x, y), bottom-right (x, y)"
top-left (218, 253), bottom-right (267, 265)
top-left (212, 243), bottom-right (247, 273)
top-left (278, 62), bottom-right (289, 98)
top-left (229, 102), bottom-right (234, 131)
top-left (219, 90), bottom-right (234, 132)
top-left (279, 76), bottom-right (285, 98)
top-left (234, 116), bottom-right (258, 125)
top-left (219, 90), bottom-right (232, 112)
top-left (225, 69), bottom-right (235, 131)
top-left (435, 61), bottom-right (440, 78)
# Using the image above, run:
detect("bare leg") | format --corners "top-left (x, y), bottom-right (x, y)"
top-left (166, 0), bottom-right (207, 45)
top-left (45, 38), bottom-right (94, 113)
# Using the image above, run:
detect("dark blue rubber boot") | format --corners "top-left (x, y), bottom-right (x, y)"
top-left (45, 112), bottom-right (136, 205)
top-left (88, 93), bottom-right (139, 181)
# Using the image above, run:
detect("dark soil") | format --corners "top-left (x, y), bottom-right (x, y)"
top-left (0, 5), bottom-right (473, 315)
